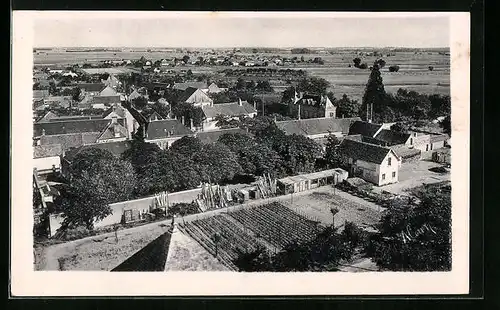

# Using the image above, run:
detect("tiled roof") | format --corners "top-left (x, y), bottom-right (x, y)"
top-left (33, 119), bottom-right (123, 137)
top-left (348, 121), bottom-right (383, 137)
top-left (146, 119), bottom-right (193, 140)
top-left (374, 129), bottom-right (411, 146)
top-left (93, 95), bottom-right (121, 105)
top-left (33, 144), bottom-right (63, 158)
top-left (196, 128), bottom-right (249, 144)
top-left (390, 145), bottom-right (421, 158)
top-left (39, 132), bottom-right (101, 151)
top-left (173, 81), bottom-right (207, 91)
top-left (276, 117), bottom-right (361, 136)
top-left (338, 137), bottom-right (393, 164)
top-left (33, 90), bottom-right (50, 99)
top-left (103, 104), bottom-right (127, 119)
top-left (179, 87), bottom-right (213, 104)
top-left (97, 122), bottom-right (129, 141)
top-left (76, 83), bottom-right (106, 92)
top-left (99, 86), bottom-right (119, 96)
top-left (64, 140), bottom-right (133, 162)
top-left (36, 111), bottom-right (59, 123)
top-left (202, 101), bottom-right (257, 119)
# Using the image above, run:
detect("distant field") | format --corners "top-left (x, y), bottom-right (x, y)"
top-left (34, 50), bottom-right (450, 100)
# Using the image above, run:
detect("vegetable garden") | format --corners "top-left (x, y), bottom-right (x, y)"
top-left (179, 202), bottom-right (321, 270)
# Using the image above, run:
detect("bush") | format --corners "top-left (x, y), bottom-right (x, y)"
top-left (388, 65), bottom-right (400, 72)
top-left (358, 63), bottom-right (368, 69)
top-left (59, 226), bottom-right (93, 241)
top-left (428, 66), bottom-right (434, 71)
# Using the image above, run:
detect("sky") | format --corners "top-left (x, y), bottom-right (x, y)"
top-left (32, 12), bottom-right (451, 48)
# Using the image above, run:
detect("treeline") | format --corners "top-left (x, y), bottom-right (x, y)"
top-left (55, 117), bottom-right (325, 230)
top-left (222, 68), bottom-right (307, 77)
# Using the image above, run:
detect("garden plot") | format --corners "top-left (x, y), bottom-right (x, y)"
top-left (280, 186), bottom-right (382, 231)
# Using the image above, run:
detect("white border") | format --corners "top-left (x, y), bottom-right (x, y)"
top-left (11, 11), bottom-right (470, 296)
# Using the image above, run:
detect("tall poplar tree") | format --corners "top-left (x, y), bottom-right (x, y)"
top-left (361, 63), bottom-right (387, 122)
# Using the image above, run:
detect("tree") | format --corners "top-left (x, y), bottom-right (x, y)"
top-left (135, 150), bottom-right (202, 196)
top-left (428, 65), bottom-right (434, 71)
top-left (71, 87), bottom-right (82, 102)
top-left (440, 115), bottom-right (451, 136)
top-left (324, 134), bottom-right (342, 168)
top-left (214, 114), bottom-right (240, 129)
top-left (365, 183), bottom-right (451, 271)
top-left (193, 142), bottom-right (242, 184)
top-left (169, 136), bottom-right (203, 159)
top-left (121, 139), bottom-right (161, 175)
top-left (375, 58), bottom-right (386, 68)
top-left (296, 77), bottom-right (330, 95)
top-left (336, 94), bottom-right (361, 118)
top-left (132, 96), bottom-right (148, 110)
top-left (67, 148), bottom-right (115, 178)
top-left (358, 63), bottom-right (368, 69)
top-left (390, 122), bottom-right (411, 133)
top-left (362, 63), bottom-right (387, 121)
top-left (277, 134), bottom-right (323, 175)
top-left (182, 55), bottom-right (190, 64)
top-left (60, 159), bottom-right (137, 230)
top-left (388, 65), bottom-right (400, 72)
top-left (353, 57), bottom-right (362, 68)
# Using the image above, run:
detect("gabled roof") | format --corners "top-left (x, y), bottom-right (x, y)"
top-left (103, 104), bottom-right (127, 119)
top-left (338, 137), bottom-right (396, 164)
top-left (33, 119), bottom-right (122, 137)
top-left (348, 121), bottom-right (383, 137)
top-left (39, 132), bottom-right (101, 151)
top-left (64, 140), bottom-right (133, 162)
top-left (146, 119), bottom-right (193, 140)
top-left (128, 89), bottom-right (146, 101)
top-left (276, 117), bottom-right (361, 136)
top-left (196, 128), bottom-right (249, 144)
top-left (390, 145), bottom-right (421, 159)
top-left (173, 82), bottom-right (207, 91)
top-left (76, 83), bottom-right (106, 93)
top-left (36, 111), bottom-right (59, 123)
top-left (97, 122), bottom-right (129, 141)
top-left (93, 95), bottom-right (121, 105)
top-left (33, 144), bottom-right (63, 158)
top-left (373, 129), bottom-right (411, 146)
top-left (99, 86), bottom-right (119, 97)
top-left (179, 87), bottom-right (213, 104)
top-left (201, 101), bottom-right (257, 119)
top-left (145, 110), bottom-right (164, 121)
top-left (33, 90), bottom-right (50, 100)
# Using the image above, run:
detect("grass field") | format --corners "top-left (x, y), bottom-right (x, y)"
top-left (34, 49), bottom-right (450, 101)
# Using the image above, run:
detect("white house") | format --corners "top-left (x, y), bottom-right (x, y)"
top-left (200, 99), bottom-right (257, 131)
top-left (338, 137), bottom-right (402, 186)
top-left (179, 87), bottom-right (213, 107)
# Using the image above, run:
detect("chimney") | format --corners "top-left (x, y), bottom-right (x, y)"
top-left (253, 101), bottom-right (257, 111)
top-left (111, 115), bottom-right (118, 124)
top-left (190, 118), bottom-right (194, 130)
top-left (274, 115), bottom-right (277, 123)
top-left (238, 98), bottom-right (243, 106)
top-left (181, 115), bottom-right (185, 125)
top-left (42, 129), bottom-right (45, 136)
top-left (298, 104), bottom-right (301, 120)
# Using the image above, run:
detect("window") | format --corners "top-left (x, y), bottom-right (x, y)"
top-left (388, 157), bottom-right (392, 166)
top-left (410, 138), bottom-right (413, 145)
top-left (382, 173), bottom-right (386, 180)
top-left (392, 171), bottom-right (396, 178)
top-left (430, 143), bottom-right (433, 150)
top-left (426, 144), bottom-right (429, 151)
top-left (414, 132), bottom-right (417, 137)
top-left (330, 112), bottom-right (335, 117)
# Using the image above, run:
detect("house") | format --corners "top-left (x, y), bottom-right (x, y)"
top-left (348, 120), bottom-right (384, 138)
top-left (128, 88), bottom-right (149, 101)
top-left (337, 137), bottom-right (401, 186)
top-left (143, 119), bottom-right (194, 149)
top-left (363, 129), bottom-right (411, 147)
top-left (288, 91), bottom-right (337, 119)
top-left (103, 103), bottom-right (141, 139)
top-left (43, 96), bottom-right (73, 109)
top-left (62, 71), bottom-right (78, 78)
top-left (101, 74), bottom-right (121, 89)
top-left (33, 144), bottom-right (63, 174)
top-left (172, 82), bottom-right (208, 91)
top-left (406, 130), bottom-right (449, 157)
top-left (36, 111), bottom-right (60, 123)
top-left (33, 117), bottom-right (129, 151)
top-left (98, 85), bottom-right (119, 97)
top-left (201, 99), bottom-right (257, 131)
top-left (76, 83), bottom-right (106, 96)
top-left (33, 90), bottom-right (50, 100)
top-left (275, 117), bottom-right (361, 147)
top-left (92, 95), bottom-right (122, 107)
top-left (179, 87), bottom-right (213, 107)
top-left (206, 82), bottom-right (224, 94)
top-left (144, 110), bottom-right (164, 122)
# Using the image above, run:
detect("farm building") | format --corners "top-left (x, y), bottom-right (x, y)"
top-left (76, 83), bottom-right (107, 96)
top-left (201, 99), bottom-right (257, 131)
top-left (276, 168), bottom-right (348, 195)
top-left (33, 145), bottom-right (62, 174)
top-left (173, 81), bottom-right (208, 92)
top-left (348, 120), bottom-right (384, 138)
top-left (206, 82), bottom-right (225, 94)
top-left (275, 117), bottom-right (361, 147)
top-left (338, 137), bottom-right (401, 186)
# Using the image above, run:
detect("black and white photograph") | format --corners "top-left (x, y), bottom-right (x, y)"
top-left (11, 11), bottom-right (470, 296)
